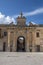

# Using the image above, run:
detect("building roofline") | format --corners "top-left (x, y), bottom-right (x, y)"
top-left (0, 24), bottom-right (43, 27)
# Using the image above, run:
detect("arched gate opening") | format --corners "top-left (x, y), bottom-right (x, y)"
top-left (17, 36), bottom-right (25, 52)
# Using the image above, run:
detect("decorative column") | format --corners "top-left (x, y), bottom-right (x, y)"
top-left (7, 31), bottom-right (10, 51)
top-left (13, 32), bottom-right (17, 52)
top-left (26, 30), bottom-right (30, 52)
top-left (32, 31), bottom-right (36, 52)
top-left (29, 31), bottom-right (33, 52)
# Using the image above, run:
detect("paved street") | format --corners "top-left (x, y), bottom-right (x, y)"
top-left (0, 52), bottom-right (43, 65)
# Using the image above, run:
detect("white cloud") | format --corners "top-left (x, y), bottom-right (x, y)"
top-left (31, 21), bottom-right (37, 24)
top-left (0, 12), bottom-right (16, 24)
top-left (26, 21), bottom-right (37, 26)
top-left (23, 8), bottom-right (43, 16)
top-left (0, 8), bottom-right (43, 24)
top-left (13, 8), bottom-right (43, 18)
top-left (0, 12), bottom-right (5, 18)
top-left (13, 15), bottom-right (19, 18)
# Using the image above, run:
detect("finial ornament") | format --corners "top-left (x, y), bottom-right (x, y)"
top-left (20, 12), bottom-right (23, 17)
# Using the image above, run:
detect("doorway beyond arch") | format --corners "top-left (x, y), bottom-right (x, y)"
top-left (17, 36), bottom-right (25, 52)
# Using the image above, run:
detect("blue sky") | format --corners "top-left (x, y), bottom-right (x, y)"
top-left (0, 0), bottom-right (43, 24)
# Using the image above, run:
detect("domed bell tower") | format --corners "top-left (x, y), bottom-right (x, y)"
top-left (16, 12), bottom-right (26, 26)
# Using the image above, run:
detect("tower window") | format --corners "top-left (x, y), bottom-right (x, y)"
top-left (36, 32), bottom-right (39, 37)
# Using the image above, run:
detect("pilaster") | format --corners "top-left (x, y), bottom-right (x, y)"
top-left (7, 31), bottom-right (10, 51)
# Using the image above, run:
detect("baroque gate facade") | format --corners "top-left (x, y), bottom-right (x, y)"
top-left (0, 12), bottom-right (43, 52)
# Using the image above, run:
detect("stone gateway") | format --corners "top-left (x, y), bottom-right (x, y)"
top-left (0, 12), bottom-right (43, 52)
